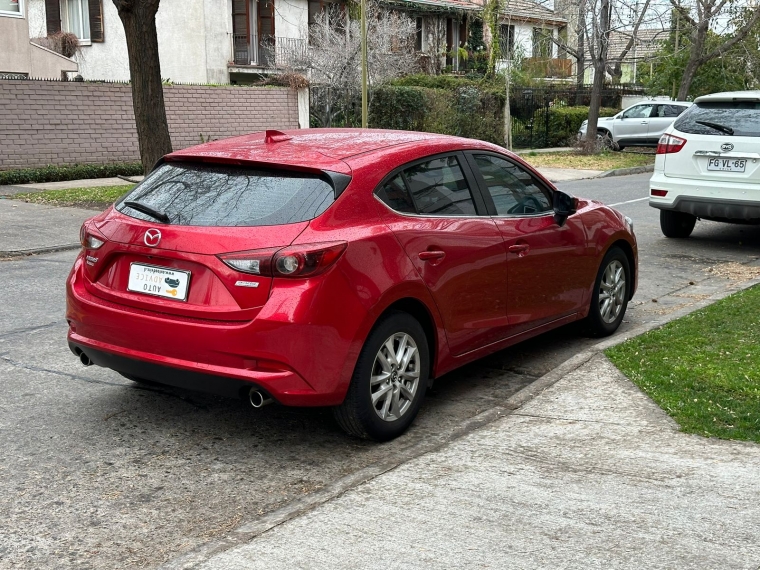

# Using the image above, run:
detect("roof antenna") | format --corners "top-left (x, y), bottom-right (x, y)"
top-left (264, 130), bottom-right (293, 143)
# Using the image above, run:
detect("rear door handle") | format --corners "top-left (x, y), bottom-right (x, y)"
top-left (641, 120), bottom-right (649, 124)
top-left (418, 250), bottom-right (446, 261)
top-left (508, 244), bottom-right (530, 254)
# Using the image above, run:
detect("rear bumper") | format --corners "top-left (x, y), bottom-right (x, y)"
top-left (66, 256), bottom-right (363, 406)
top-left (649, 172), bottom-right (760, 222)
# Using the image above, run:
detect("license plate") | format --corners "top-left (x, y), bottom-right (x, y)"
top-left (707, 158), bottom-right (746, 172)
top-left (127, 263), bottom-right (190, 301)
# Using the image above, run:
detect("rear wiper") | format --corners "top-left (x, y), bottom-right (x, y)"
top-left (123, 201), bottom-right (170, 224)
top-left (695, 120), bottom-right (734, 135)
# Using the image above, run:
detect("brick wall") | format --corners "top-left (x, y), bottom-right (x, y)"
top-left (0, 81), bottom-right (300, 170)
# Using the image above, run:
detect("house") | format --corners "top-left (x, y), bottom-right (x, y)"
top-left (24, 0), bottom-right (309, 83)
top-left (10, 0), bottom-right (567, 84)
top-left (0, 0), bottom-right (78, 79)
top-left (493, 0), bottom-right (570, 78)
top-left (605, 27), bottom-right (668, 83)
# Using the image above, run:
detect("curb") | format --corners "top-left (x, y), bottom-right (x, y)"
top-left (160, 273), bottom-right (760, 570)
top-left (597, 164), bottom-right (654, 178)
top-left (0, 243), bottom-right (80, 258)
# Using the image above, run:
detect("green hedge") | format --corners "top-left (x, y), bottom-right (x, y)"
top-left (370, 85), bottom-right (505, 145)
top-left (0, 162), bottom-right (143, 185)
top-left (370, 85), bottom-right (618, 148)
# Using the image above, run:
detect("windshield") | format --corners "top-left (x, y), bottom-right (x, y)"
top-left (674, 101), bottom-right (760, 137)
top-left (116, 163), bottom-right (335, 227)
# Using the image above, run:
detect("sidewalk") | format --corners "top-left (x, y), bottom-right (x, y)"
top-left (0, 176), bottom-right (141, 196)
top-left (0, 198), bottom-right (92, 256)
top-left (173, 353), bottom-right (760, 570)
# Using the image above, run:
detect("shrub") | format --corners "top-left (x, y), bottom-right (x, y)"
top-left (0, 162), bottom-right (143, 185)
top-left (369, 85), bottom-right (505, 145)
top-left (544, 105), bottom-right (618, 147)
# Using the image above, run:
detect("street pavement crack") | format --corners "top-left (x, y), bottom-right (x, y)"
top-left (0, 320), bottom-right (64, 340)
top-left (0, 355), bottom-right (125, 387)
top-left (511, 411), bottom-right (646, 428)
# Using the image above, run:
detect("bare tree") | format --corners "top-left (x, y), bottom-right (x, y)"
top-left (670, 0), bottom-right (760, 100)
top-left (112, 0), bottom-right (172, 174)
top-left (299, 2), bottom-right (418, 91)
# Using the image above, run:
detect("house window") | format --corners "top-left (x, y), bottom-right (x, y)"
top-left (415, 16), bottom-right (423, 51)
top-left (532, 27), bottom-right (552, 58)
top-left (499, 24), bottom-right (514, 58)
top-left (45, 0), bottom-right (104, 42)
top-left (62, 0), bottom-right (90, 42)
top-left (0, 0), bottom-right (23, 18)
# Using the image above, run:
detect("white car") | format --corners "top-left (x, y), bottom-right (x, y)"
top-left (649, 90), bottom-right (760, 238)
top-left (579, 100), bottom-right (692, 150)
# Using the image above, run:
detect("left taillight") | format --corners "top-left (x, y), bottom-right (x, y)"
top-left (657, 133), bottom-right (686, 154)
top-left (218, 241), bottom-right (347, 279)
top-left (80, 224), bottom-right (106, 250)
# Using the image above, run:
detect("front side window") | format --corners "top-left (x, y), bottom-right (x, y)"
top-left (404, 156), bottom-right (477, 216)
top-left (0, 0), bottom-right (22, 17)
top-left (473, 155), bottom-right (551, 216)
top-left (622, 104), bottom-right (654, 119)
top-left (116, 163), bottom-right (335, 227)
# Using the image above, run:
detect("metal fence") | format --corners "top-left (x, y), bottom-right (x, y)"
top-left (510, 85), bottom-right (645, 148)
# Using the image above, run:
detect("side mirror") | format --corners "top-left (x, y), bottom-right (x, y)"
top-left (553, 191), bottom-right (578, 227)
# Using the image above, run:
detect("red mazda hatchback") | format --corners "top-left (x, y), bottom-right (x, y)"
top-left (67, 129), bottom-right (637, 440)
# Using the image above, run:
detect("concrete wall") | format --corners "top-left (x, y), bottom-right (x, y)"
top-left (0, 81), bottom-right (300, 170)
top-left (1, 2), bottom-right (78, 78)
top-left (0, 8), bottom-right (31, 74)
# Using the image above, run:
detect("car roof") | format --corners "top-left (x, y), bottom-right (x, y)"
top-left (166, 129), bottom-right (458, 174)
top-left (694, 90), bottom-right (760, 103)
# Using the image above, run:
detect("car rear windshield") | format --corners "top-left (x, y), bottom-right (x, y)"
top-left (116, 163), bottom-right (335, 227)
top-left (674, 101), bottom-right (760, 137)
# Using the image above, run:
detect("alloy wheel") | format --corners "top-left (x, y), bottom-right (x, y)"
top-left (370, 332), bottom-right (421, 422)
top-left (598, 259), bottom-right (626, 324)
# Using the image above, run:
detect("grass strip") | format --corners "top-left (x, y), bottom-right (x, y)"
top-left (523, 151), bottom-right (655, 171)
top-left (606, 285), bottom-right (760, 443)
top-left (12, 185), bottom-right (135, 209)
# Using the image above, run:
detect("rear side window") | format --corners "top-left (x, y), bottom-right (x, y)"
top-left (404, 156), bottom-right (477, 216)
top-left (376, 174), bottom-right (416, 214)
top-left (656, 104), bottom-right (687, 118)
top-left (674, 102), bottom-right (760, 137)
top-left (116, 163), bottom-right (335, 227)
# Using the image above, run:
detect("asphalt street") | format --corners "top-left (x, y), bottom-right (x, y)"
top-left (1, 173), bottom-right (759, 569)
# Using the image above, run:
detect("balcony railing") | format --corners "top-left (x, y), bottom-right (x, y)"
top-left (524, 57), bottom-right (573, 78)
top-left (231, 34), bottom-right (308, 68)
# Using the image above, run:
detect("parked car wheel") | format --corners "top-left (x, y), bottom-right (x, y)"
top-left (597, 130), bottom-right (614, 149)
top-left (584, 247), bottom-right (630, 337)
top-left (333, 311), bottom-right (429, 441)
top-left (660, 210), bottom-right (696, 238)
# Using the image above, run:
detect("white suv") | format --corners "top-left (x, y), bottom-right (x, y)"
top-left (649, 91), bottom-right (760, 238)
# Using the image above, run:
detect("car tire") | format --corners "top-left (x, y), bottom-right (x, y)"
top-left (597, 131), bottom-right (613, 149)
top-left (660, 210), bottom-right (696, 238)
top-left (584, 247), bottom-right (630, 337)
top-left (333, 311), bottom-right (429, 441)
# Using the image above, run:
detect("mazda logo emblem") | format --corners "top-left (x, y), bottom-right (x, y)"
top-left (721, 143), bottom-right (734, 152)
top-left (144, 229), bottom-right (162, 247)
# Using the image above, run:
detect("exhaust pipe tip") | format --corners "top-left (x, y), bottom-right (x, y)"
top-left (249, 388), bottom-right (273, 409)
top-left (79, 351), bottom-right (92, 366)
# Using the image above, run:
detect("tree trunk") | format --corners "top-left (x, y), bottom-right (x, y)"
top-left (584, 0), bottom-right (610, 153)
top-left (113, 0), bottom-right (172, 174)
top-left (677, 23), bottom-right (707, 100)
top-left (574, 1), bottom-right (586, 105)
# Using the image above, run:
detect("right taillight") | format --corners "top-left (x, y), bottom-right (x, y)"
top-left (657, 133), bottom-right (687, 154)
